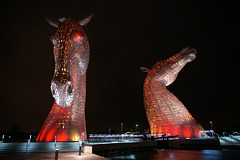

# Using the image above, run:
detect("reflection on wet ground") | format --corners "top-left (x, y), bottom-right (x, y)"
top-left (107, 149), bottom-right (240, 160)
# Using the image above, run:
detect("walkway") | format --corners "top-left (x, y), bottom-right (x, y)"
top-left (0, 152), bottom-right (109, 160)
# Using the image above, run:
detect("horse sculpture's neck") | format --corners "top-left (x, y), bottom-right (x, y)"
top-left (143, 47), bottom-right (203, 138)
top-left (144, 74), bottom-right (195, 125)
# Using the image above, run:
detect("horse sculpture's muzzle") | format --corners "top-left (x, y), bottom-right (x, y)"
top-left (50, 80), bottom-right (74, 107)
top-left (181, 47), bottom-right (197, 62)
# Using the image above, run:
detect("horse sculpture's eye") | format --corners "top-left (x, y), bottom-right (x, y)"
top-left (67, 83), bottom-right (73, 94)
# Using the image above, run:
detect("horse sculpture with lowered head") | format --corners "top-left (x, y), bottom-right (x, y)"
top-left (37, 14), bottom-right (93, 142)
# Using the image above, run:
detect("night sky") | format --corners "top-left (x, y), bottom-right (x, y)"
top-left (0, 0), bottom-right (239, 134)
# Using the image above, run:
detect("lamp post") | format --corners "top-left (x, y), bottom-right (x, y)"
top-left (136, 124), bottom-right (138, 132)
top-left (210, 121), bottom-right (213, 130)
top-left (210, 121), bottom-right (213, 137)
top-left (78, 135), bottom-right (82, 155)
top-left (79, 144), bottom-right (82, 155)
top-left (55, 148), bottom-right (59, 160)
top-left (223, 132), bottom-right (226, 137)
top-left (55, 135), bottom-right (57, 150)
top-left (2, 135), bottom-right (4, 142)
top-left (121, 123), bottom-right (123, 134)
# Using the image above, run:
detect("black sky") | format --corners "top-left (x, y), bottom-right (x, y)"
top-left (0, 0), bottom-right (239, 134)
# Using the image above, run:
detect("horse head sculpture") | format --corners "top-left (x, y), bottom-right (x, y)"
top-left (48, 15), bottom-right (93, 107)
top-left (37, 14), bottom-right (93, 142)
top-left (141, 47), bottom-right (204, 138)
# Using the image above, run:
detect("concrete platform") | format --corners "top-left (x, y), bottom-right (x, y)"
top-left (0, 152), bottom-right (109, 160)
top-left (156, 137), bottom-right (221, 149)
top-left (83, 141), bottom-right (157, 155)
top-left (0, 142), bottom-right (109, 160)
top-left (219, 136), bottom-right (240, 149)
top-left (167, 138), bottom-right (221, 149)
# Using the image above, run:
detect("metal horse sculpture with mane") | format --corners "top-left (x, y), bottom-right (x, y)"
top-left (141, 47), bottom-right (204, 138)
top-left (37, 15), bottom-right (93, 142)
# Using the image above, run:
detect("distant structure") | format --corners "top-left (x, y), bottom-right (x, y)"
top-left (37, 14), bottom-right (93, 142)
top-left (141, 47), bottom-right (204, 138)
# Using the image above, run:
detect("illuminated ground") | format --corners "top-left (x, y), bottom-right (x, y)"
top-left (0, 152), bottom-right (108, 160)
top-left (0, 142), bottom-right (109, 160)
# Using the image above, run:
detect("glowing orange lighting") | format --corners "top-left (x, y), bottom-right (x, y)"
top-left (77, 35), bottom-right (81, 40)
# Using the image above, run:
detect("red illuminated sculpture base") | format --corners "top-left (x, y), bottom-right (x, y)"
top-left (37, 101), bottom-right (86, 142)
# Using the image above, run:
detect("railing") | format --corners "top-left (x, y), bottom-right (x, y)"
top-left (87, 134), bottom-right (178, 143)
top-left (88, 134), bottom-right (145, 142)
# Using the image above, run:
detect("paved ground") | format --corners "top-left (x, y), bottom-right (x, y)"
top-left (0, 152), bottom-right (109, 160)
top-left (0, 142), bottom-right (109, 160)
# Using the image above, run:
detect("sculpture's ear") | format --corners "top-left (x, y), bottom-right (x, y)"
top-left (58, 17), bottom-right (66, 22)
top-left (140, 67), bottom-right (149, 72)
top-left (45, 15), bottom-right (60, 28)
top-left (79, 13), bottom-right (94, 26)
